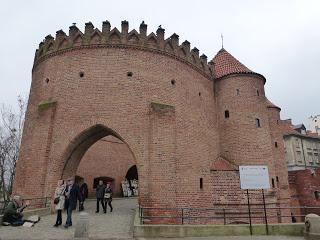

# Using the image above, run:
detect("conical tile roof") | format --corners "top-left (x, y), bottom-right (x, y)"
top-left (212, 48), bottom-right (265, 81)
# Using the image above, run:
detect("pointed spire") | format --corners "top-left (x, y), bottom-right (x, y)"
top-left (221, 33), bottom-right (224, 49)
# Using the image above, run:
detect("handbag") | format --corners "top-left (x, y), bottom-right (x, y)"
top-left (54, 197), bottom-right (60, 204)
top-left (104, 193), bottom-right (111, 199)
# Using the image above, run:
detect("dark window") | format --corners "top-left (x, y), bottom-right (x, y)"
top-left (276, 176), bottom-right (279, 182)
top-left (236, 89), bottom-right (240, 95)
top-left (127, 72), bottom-right (133, 77)
top-left (171, 79), bottom-right (176, 85)
top-left (225, 110), bottom-right (230, 119)
top-left (79, 72), bottom-right (84, 78)
top-left (199, 92), bottom-right (201, 96)
top-left (200, 178), bottom-right (203, 189)
top-left (255, 118), bottom-right (261, 128)
top-left (315, 191), bottom-right (320, 200)
top-left (275, 142), bottom-right (278, 148)
top-left (45, 78), bottom-right (49, 84)
top-left (257, 90), bottom-right (260, 96)
top-left (272, 178), bottom-right (275, 188)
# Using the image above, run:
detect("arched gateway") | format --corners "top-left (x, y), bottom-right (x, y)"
top-left (13, 20), bottom-right (291, 224)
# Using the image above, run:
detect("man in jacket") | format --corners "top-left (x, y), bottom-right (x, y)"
top-left (64, 177), bottom-right (81, 228)
top-left (96, 180), bottom-right (105, 213)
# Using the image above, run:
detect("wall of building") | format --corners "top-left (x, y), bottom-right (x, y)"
top-left (288, 169), bottom-right (320, 217)
top-left (13, 22), bottom-right (220, 213)
top-left (285, 135), bottom-right (320, 170)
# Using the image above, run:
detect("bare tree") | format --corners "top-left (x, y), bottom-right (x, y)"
top-left (0, 96), bottom-right (26, 202)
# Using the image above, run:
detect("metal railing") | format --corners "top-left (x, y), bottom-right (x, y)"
top-left (139, 203), bottom-right (320, 225)
top-left (0, 197), bottom-right (51, 215)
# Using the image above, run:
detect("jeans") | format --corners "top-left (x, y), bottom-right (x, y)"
top-left (56, 210), bottom-right (62, 225)
top-left (66, 205), bottom-right (73, 226)
top-left (96, 198), bottom-right (105, 212)
top-left (10, 218), bottom-right (24, 226)
top-left (104, 199), bottom-right (113, 212)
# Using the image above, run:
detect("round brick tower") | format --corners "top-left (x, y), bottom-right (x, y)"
top-left (13, 20), bottom-right (219, 214)
top-left (266, 99), bottom-right (291, 221)
top-left (213, 48), bottom-right (276, 185)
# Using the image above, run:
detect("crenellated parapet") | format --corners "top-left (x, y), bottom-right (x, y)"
top-left (34, 20), bottom-right (213, 78)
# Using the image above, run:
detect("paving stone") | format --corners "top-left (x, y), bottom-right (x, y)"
top-left (0, 198), bottom-right (137, 240)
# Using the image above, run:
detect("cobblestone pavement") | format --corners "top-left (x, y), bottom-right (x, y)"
top-left (0, 198), bottom-right (305, 240)
top-left (0, 198), bottom-right (137, 240)
top-left (137, 237), bottom-right (304, 240)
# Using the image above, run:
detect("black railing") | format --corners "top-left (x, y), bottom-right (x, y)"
top-left (0, 197), bottom-right (50, 215)
top-left (139, 204), bottom-right (320, 225)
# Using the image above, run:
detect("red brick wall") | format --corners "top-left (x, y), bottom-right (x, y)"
top-left (13, 32), bottom-right (218, 213)
top-left (267, 107), bottom-right (291, 222)
top-left (76, 136), bottom-right (136, 197)
top-left (289, 169), bottom-right (320, 216)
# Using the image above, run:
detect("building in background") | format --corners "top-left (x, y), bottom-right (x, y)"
top-left (282, 119), bottom-right (320, 218)
top-left (307, 115), bottom-right (320, 135)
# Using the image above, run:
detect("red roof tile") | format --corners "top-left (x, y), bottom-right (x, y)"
top-left (210, 156), bottom-right (238, 171)
top-left (266, 98), bottom-right (281, 111)
top-left (212, 48), bottom-right (265, 81)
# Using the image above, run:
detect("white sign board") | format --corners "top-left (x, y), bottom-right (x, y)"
top-left (239, 165), bottom-right (270, 189)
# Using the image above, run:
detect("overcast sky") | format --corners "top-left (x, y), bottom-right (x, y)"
top-left (0, 0), bottom-right (319, 126)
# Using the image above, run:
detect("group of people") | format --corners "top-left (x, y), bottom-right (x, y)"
top-left (95, 180), bottom-right (113, 213)
top-left (53, 177), bottom-right (87, 228)
top-left (2, 177), bottom-right (113, 228)
top-left (53, 177), bottom-right (112, 228)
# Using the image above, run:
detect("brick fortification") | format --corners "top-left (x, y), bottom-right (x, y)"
top-left (13, 20), bottom-right (291, 224)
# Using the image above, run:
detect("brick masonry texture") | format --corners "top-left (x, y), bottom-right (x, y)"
top-left (76, 135), bottom-right (136, 197)
top-left (13, 20), bottom-right (292, 224)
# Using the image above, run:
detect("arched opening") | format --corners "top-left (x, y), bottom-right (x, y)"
top-left (126, 165), bottom-right (138, 180)
top-left (123, 165), bottom-right (139, 197)
top-left (61, 124), bottom-right (138, 198)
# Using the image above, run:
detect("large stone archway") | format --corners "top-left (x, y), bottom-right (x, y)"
top-left (60, 124), bottom-right (134, 180)
top-left (76, 135), bottom-right (137, 197)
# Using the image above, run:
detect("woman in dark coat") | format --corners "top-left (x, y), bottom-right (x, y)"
top-left (104, 182), bottom-right (113, 213)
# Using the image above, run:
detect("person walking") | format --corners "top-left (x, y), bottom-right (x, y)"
top-left (104, 182), bottom-right (113, 213)
top-left (79, 179), bottom-right (88, 211)
top-left (64, 177), bottom-right (81, 228)
top-left (53, 179), bottom-right (66, 227)
top-left (95, 180), bottom-right (105, 213)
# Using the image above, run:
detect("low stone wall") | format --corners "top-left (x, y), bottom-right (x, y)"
top-left (0, 207), bottom-right (50, 226)
top-left (133, 209), bottom-right (304, 237)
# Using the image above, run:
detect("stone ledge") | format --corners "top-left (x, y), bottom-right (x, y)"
top-left (133, 209), bottom-right (304, 237)
top-left (150, 102), bottom-right (175, 114)
top-left (38, 100), bottom-right (57, 112)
